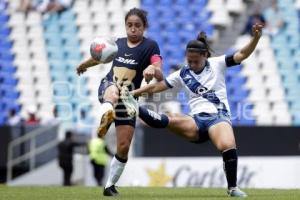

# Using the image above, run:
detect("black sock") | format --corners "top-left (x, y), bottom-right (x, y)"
top-left (115, 154), bottom-right (127, 163)
top-left (222, 148), bottom-right (237, 188)
top-left (138, 106), bottom-right (169, 128)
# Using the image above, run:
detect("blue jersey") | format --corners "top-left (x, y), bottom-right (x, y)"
top-left (106, 37), bottom-right (160, 90)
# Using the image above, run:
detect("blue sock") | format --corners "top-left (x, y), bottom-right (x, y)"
top-left (138, 106), bottom-right (169, 128)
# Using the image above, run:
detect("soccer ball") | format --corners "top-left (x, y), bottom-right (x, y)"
top-left (90, 37), bottom-right (118, 63)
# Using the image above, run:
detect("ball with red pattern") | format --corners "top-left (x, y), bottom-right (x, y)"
top-left (90, 37), bottom-right (118, 63)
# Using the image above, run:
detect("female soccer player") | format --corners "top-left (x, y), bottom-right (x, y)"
top-left (76, 8), bottom-right (163, 196)
top-left (122, 23), bottom-right (264, 197)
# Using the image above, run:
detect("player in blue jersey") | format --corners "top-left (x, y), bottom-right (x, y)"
top-left (76, 8), bottom-right (163, 196)
top-left (121, 23), bottom-right (264, 197)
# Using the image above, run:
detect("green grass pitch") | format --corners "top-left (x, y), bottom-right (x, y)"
top-left (1, 186), bottom-right (300, 200)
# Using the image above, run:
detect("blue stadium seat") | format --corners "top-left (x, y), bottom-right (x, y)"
top-left (2, 76), bottom-right (18, 86)
top-left (43, 13), bottom-right (59, 25)
top-left (49, 59), bottom-right (67, 71)
top-left (192, 0), bottom-right (207, 7)
top-left (143, 0), bottom-right (156, 6)
top-left (0, 60), bottom-right (15, 73)
top-left (59, 10), bottom-right (75, 21)
top-left (61, 24), bottom-right (78, 34)
top-left (160, 0), bottom-right (173, 6)
top-left (0, 13), bottom-right (9, 24)
top-left (230, 76), bottom-right (246, 86)
top-left (44, 25), bottom-right (60, 35)
top-left (292, 114), bottom-right (300, 126)
top-left (0, 9), bottom-right (20, 123)
top-left (0, 0), bottom-right (7, 11)
top-left (0, 26), bottom-right (10, 38)
top-left (164, 33), bottom-right (181, 45)
top-left (157, 5), bottom-right (173, 16)
top-left (199, 22), bottom-right (214, 37)
top-left (0, 39), bottom-right (12, 49)
top-left (51, 71), bottom-right (67, 82)
top-left (48, 51), bottom-right (65, 60)
top-left (63, 39), bottom-right (80, 47)
top-left (161, 22), bottom-right (178, 32)
top-left (179, 31), bottom-right (195, 44)
top-left (175, 9), bottom-right (193, 23)
top-left (0, 52), bottom-right (14, 61)
top-left (175, 0), bottom-right (189, 5)
top-left (3, 89), bottom-right (19, 99)
top-left (1, 97), bottom-right (20, 111)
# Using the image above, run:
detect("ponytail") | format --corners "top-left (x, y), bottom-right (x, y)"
top-left (196, 31), bottom-right (211, 57)
top-left (186, 31), bottom-right (212, 57)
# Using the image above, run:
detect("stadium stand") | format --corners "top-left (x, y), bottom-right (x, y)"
top-left (0, 1), bottom-right (19, 125)
top-left (272, 0), bottom-right (300, 125)
top-left (0, 0), bottom-right (299, 127)
top-left (43, 9), bottom-right (92, 125)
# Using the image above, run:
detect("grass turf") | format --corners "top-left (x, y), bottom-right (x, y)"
top-left (1, 186), bottom-right (300, 200)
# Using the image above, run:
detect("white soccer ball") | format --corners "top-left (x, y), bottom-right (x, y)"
top-left (90, 37), bottom-right (118, 63)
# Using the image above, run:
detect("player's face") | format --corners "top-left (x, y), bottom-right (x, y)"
top-left (125, 15), bottom-right (145, 44)
top-left (186, 51), bottom-right (206, 72)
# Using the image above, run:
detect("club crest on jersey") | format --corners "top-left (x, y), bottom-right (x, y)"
top-left (196, 86), bottom-right (208, 95)
top-left (115, 57), bottom-right (138, 65)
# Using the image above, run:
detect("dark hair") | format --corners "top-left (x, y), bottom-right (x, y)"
top-left (66, 131), bottom-right (72, 139)
top-left (186, 31), bottom-right (211, 57)
top-left (125, 8), bottom-right (149, 28)
top-left (9, 109), bottom-right (16, 116)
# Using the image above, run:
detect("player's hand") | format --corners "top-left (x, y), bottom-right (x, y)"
top-left (252, 23), bottom-right (264, 38)
top-left (143, 65), bottom-right (155, 84)
top-left (76, 64), bottom-right (87, 75)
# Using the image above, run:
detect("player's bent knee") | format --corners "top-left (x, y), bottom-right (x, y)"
top-left (167, 115), bottom-right (180, 125)
top-left (218, 142), bottom-right (236, 152)
top-left (104, 88), bottom-right (119, 104)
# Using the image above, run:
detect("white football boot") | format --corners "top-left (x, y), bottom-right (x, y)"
top-left (120, 87), bottom-right (139, 118)
top-left (97, 102), bottom-right (114, 138)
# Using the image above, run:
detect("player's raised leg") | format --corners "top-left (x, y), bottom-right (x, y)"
top-left (97, 82), bottom-right (119, 138)
top-left (121, 90), bottom-right (200, 141)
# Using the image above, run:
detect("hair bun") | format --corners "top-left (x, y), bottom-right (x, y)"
top-left (197, 31), bottom-right (207, 43)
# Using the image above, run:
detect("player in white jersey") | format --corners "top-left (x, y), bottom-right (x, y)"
top-left (121, 23), bottom-right (263, 197)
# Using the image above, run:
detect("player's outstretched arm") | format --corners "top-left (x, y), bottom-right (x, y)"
top-left (152, 60), bottom-right (164, 81)
top-left (132, 80), bottom-right (168, 97)
top-left (233, 23), bottom-right (264, 63)
top-left (143, 58), bottom-right (163, 83)
top-left (76, 57), bottom-right (102, 75)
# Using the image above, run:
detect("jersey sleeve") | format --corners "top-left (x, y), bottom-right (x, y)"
top-left (148, 40), bottom-right (161, 59)
top-left (209, 55), bottom-right (227, 72)
top-left (225, 53), bottom-right (241, 67)
top-left (209, 54), bottom-right (240, 72)
top-left (165, 70), bottom-right (182, 88)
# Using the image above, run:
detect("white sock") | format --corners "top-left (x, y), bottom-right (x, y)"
top-left (101, 102), bottom-right (114, 114)
top-left (105, 156), bottom-right (126, 188)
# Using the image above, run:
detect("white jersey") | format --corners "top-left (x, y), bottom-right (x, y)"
top-left (165, 55), bottom-right (232, 115)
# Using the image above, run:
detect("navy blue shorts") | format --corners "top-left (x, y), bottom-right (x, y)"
top-left (192, 109), bottom-right (232, 143)
top-left (98, 77), bottom-right (136, 127)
